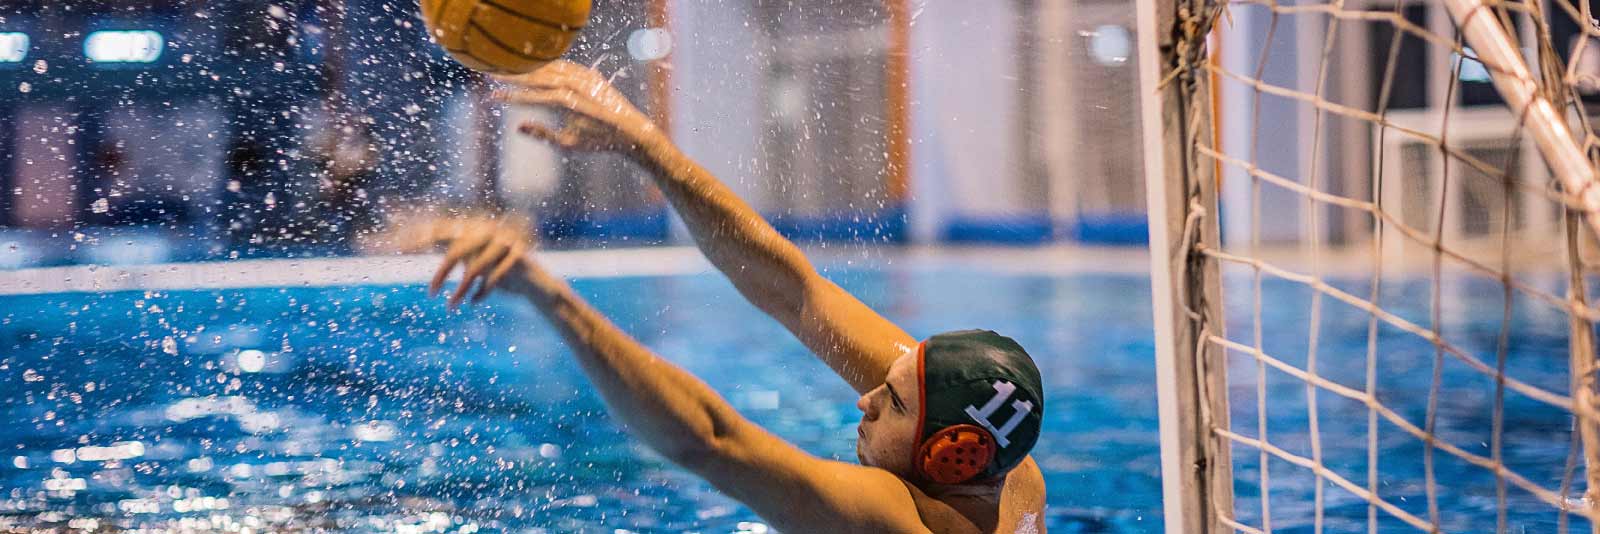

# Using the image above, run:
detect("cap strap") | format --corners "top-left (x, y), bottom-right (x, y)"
top-left (910, 340), bottom-right (928, 474)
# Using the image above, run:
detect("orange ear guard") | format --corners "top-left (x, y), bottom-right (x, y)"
top-left (915, 424), bottom-right (997, 485)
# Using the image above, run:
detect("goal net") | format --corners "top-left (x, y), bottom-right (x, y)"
top-left (1139, 0), bottom-right (1600, 533)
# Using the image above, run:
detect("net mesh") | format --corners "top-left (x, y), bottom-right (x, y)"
top-left (1154, 0), bottom-right (1600, 532)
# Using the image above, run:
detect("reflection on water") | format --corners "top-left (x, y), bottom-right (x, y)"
top-left (7, 268), bottom-right (1577, 533)
top-left (1, 281), bottom-right (706, 533)
top-left (0, 270), bottom-right (1163, 533)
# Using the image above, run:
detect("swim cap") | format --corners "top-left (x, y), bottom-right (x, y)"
top-left (913, 330), bottom-right (1044, 484)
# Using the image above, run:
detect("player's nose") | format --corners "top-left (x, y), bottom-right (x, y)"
top-left (856, 393), bottom-right (876, 419)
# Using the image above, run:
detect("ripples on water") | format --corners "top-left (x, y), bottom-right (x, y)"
top-left (0, 269), bottom-right (1586, 533)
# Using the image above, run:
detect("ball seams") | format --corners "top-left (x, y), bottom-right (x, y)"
top-left (422, 0), bottom-right (450, 27)
top-left (467, 21), bottom-right (565, 62)
top-left (422, 0), bottom-right (585, 73)
top-left (441, 44), bottom-right (508, 73)
top-left (477, 0), bottom-right (587, 31)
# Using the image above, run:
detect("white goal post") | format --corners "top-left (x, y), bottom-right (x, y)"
top-left (1138, 1), bottom-right (1234, 532)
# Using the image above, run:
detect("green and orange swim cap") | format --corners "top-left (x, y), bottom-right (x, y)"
top-left (912, 330), bottom-right (1045, 485)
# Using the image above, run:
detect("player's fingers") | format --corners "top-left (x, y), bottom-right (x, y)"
top-left (515, 61), bottom-right (593, 87)
top-left (419, 219), bottom-right (465, 249)
top-left (492, 64), bottom-right (579, 87)
top-left (392, 224), bottom-right (434, 253)
top-left (430, 231), bottom-right (492, 297)
top-left (517, 121), bottom-right (580, 148)
top-left (494, 87), bottom-right (579, 107)
top-left (488, 71), bottom-right (534, 85)
top-left (475, 241), bottom-right (528, 303)
top-left (413, 218), bottom-right (461, 248)
top-left (451, 239), bottom-right (512, 308)
top-left (557, 122), bottom-right (589, 146)
top-left (539, 59), bottom-right (589, 79)
top-left (545, 68), bottom-right (607, 96)
top-left (429, 255), bottom-right (460, 299)
top-left (516, 120), bottom-right (559, 142)
top-left (497, 62), bottom-right (609, 98)
top-left (496, 88), bottom-right (608, 120)
top-left (496, 73), bottom-right (567, 92)
top-left (569, 115), bottom-right (609, 135)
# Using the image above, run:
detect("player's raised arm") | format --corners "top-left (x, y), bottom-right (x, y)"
top-left (401, 216), bottom-right (932, 534)
top-left (493, 61), bottom-right (915, 394)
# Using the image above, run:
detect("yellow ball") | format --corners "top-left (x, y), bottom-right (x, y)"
top-left (420, 0), bottom-right (591, 74)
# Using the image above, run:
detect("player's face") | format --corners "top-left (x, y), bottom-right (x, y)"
top-left (855, 352), bottom-right (921, 477)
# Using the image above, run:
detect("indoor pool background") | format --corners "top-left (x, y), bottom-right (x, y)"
top-left (0, 265), bottom-right (1588, 533)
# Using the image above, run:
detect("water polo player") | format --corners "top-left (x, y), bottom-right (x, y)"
top-left (409, 60), bottom-right (1047, 534)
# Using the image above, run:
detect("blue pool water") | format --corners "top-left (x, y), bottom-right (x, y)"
top-left (0, 268), bottom-right (1163, 533)
top-left (0, 266), bottom-right (1587, 533)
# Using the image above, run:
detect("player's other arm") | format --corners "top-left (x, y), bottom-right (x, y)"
top-left (410, 217), bottom-right (930, 534)
top-left (635, 146), bottom-right (917, 394)
top-left (495, 62), bottom-right (915, 394)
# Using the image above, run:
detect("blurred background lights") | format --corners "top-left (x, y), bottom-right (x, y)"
top-left (185, 457), bottom-right (213, 473)
top-left (0, 241), bottom-right (24, 269)
top-left (84, 30), bottom-right (164, 64)
top-left (0, 32), bottom-right (27, 63)
top-left (81, 233), bottom-right (173, 265)
top-left (734, 521), bottom-right (770, 534)
top-left (626, 28), bottom-right (671, 62)
top-left (235, 349), bottom-right (266, 373)
top-left (1086, 25), bottom-right (1131, 66)
top-left (74, 441), bottom-right (145, 462)
top-left (352, 420), bottom-right (400, 442)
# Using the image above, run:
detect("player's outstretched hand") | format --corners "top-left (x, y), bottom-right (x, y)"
top-left (493, 60), bottom-right (666, 157)
top-left (396, 214), bottom-right (537, 309)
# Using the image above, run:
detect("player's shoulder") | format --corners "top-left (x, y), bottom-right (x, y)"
top-left (898, 482), bottom-right (983, 534)
top-left (1005, 455), bottom-right (1047, 500)
top-left (898, 456), bottom-right (1046, 534)
top-left (998, 456), bottom-right (1047, 533)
